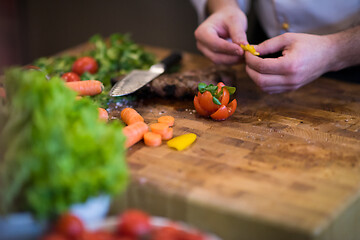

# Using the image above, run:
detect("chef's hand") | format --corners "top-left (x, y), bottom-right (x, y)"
top-left (194, 3), bottom-right (247, 65)
top-left (245, 33), bottom-right (334, 94)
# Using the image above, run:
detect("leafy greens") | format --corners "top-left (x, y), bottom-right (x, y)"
top-left (0, 69), bottom-right (128, 219)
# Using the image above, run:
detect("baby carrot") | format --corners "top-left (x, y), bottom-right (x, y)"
top-left (98, 108), bottom-right (108, 122)
top-left (121, 108), bottom-right (144, 125)
top-left (150, 123), bottom-right (169, 136)
top-left (0, 87), bottom-right (6, 99)
top-left (144, 132), bottom-right (162, 147)
top-left (66, 80), bottom-right (104, 96)
top-left (122, 121), bottom-right (149, 148)
top-left (158, 116), bottom-right (175, 127)
top-left (162, 127), bottom-right (173, 140)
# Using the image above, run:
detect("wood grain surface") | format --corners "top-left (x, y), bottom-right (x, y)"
top-left (13, 44), bottom-right (360, 240)
top-left (109, 47), bottom-right (360, 240)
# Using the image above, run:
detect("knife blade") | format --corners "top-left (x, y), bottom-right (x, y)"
top-left (109, 52), bottom-right (182, 97)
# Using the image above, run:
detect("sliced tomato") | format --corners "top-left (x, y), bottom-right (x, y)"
top-left (194, 95), bottom-right (211, 117)
top-left (217, 82), bottom-right (226, 89)
top-left (219, 87), bottom-right (230, 106)
top-left (216, 82), bottom-right (230, 106)
top-left (198, 91), bottom-right (219, 113)
top-left (210, 105), bottom-right (229, 121)
top-left (227, 99), bottom-right (237, 117)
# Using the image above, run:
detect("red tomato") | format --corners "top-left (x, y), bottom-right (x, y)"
top-left (227, 99), bottom-right (237, 117)
top-left (152, 226), bottom-right (205, 240)
top-left (117, 209), bottom-right (151, 238)
top-left (193, 95), bottom-right (211, 117)
top-left (113, 237), bottom-right (135, 240)
top-left (220, 88), bottom-right (230, 106)
top-left (194, 82), bottom-right (236, 120)
top-left (198, 91), bottom-right (219, 113)
top-left (61, 72), bottom-right (81, 82)
top-left (72, 56), bottom-right (98, 75)
top-left (78, 231), bottom-right (99, 240)
top-left (41, 233), bottom-right (68, 240)
top-left (89, 230), bottom-right (114, 240)
top-left (210, 105), bottom-right (229, 121)
top-left (54, 213), bottom-right (85, 240)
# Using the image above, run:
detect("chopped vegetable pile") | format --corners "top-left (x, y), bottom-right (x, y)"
top-left (0, 69), bottom-right (128, 219)
top-left (33, 33), bottom-right (156, 108)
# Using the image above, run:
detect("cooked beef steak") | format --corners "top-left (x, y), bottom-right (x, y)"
top-left (111, 66), bottom-right (236, 99)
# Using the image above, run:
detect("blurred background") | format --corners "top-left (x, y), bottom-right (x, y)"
top-left (0, 0), bottom-right (200, 73)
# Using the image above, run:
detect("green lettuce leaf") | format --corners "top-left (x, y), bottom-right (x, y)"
top-left (0, 68), bottom-right (128, 219)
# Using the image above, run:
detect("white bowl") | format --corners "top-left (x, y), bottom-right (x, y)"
top-left (0, 195), bottom-right (110, 240)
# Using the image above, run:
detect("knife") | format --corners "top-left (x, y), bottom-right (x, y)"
top-left (109, 52), bottom-right (182, 97)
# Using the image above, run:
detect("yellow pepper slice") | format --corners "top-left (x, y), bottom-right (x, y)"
top-left (240, 44), bottom-right (260, 56)
top-left (167, 133), bottom-right (197, 151)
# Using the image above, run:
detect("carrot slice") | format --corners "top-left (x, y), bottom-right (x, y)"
top-left (162, 127), bottom-right (173, 140)
top-left (150, 123), bottom-right (169, 136)
top-left (98, 108), bottom-right (108, 122)
top-left (121, 108), bottom-right (144, 125)
top-left (66, 80), bottom-right (104, 96)
top-left (158, 116), bottom-right (175, 127)
top-left (144, 132), bottom-right (162, 147)
top-left (122, 121), bottom-right (149, 148)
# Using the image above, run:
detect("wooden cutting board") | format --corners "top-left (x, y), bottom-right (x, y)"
top-left (61, 45), bottom-right (360, 240)
top-left (109, 47), bottom-right (360, 240)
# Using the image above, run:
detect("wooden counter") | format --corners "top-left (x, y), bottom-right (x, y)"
top-left (16, 44), bottom-right (360, 240)
top-left (110, 46), bottom-right (360, 240)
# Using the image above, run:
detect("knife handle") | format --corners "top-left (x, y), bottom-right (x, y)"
top-left (160, 52), bottom-right (182, 71)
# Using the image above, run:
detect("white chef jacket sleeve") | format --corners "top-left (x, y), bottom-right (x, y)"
top-left (189, 0), bottom-right (251, 24)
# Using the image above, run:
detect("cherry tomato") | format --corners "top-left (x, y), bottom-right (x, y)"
top-left (217, 82), bottom-right (230, 106)
top-left (193, 95), bottom-right (211, 117)
top-left (113, 237), bottom-right (135, 240)
top-left (194, 82), bottom-right (236, 121)
top-left (227, 99), bottom-right (237, 117)
top-left (198, 91), bottom-right (219, 113)
top-left (153, 226), bottom-right (205, 240)
top-left (117, 209), bottom-right (151, 238)
top-left (61, 72), bottom-right (81, 82)
top-left (41, 233), bottom-right (68, 240)
top-left (210, 105), bottom-right (229, 121)
top-left (72, 56), bottom-right (98, 75)
top-left (78, 231), bottom-right (99, 240)
top-left (89, 230), bottom-right (114, 240)
top-left (54, 213), bottom-right (85, 240)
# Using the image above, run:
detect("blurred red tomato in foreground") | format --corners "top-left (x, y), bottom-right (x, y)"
top-left (54, 213), bottom-right (85, 240)
top-left (117, 209), bottom-right (152, 238)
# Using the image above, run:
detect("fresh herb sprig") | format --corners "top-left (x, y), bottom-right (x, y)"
top-left (198, 82), bottom-right (236, 105)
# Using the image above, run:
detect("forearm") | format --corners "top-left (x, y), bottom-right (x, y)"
top-left (327, 25), bottom-right (360, 71)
